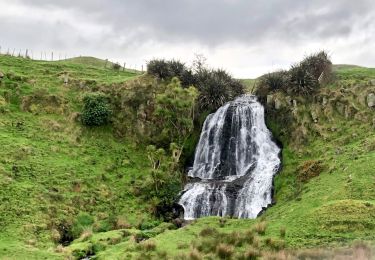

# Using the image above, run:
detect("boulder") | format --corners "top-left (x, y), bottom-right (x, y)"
top-left (367, 93), bottom-right (375, 108)
top-left (0, 71), bottom-right (4, 82)
top-left (370, 79), bottom-right (375, 86)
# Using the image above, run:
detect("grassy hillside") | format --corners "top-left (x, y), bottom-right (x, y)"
top-left (0, 55), bottom-right (153, 259)
top-left (0, 54), bottom-right (374, 259)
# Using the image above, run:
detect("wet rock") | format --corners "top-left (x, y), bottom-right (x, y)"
top-left (311, 111), bottom-right (318, 123)
top-left (274, 98), bottom-right (282, 110)
top-left (367, 93), bottom-right (375, 108)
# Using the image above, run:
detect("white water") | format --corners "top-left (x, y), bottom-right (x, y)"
top-left (179, 95), bottom-right (280, 219)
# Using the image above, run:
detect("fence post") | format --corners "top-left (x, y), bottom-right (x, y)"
top-left (51, 52), bottom-right (53, 61)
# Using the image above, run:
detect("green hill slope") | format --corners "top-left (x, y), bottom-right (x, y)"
top-left (0, 55), bottom-right (150, 259)
top-left (0, 55), bottom-right (374, 259)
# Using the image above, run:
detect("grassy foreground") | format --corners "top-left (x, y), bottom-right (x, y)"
top-left (0, 54), bottom-right (374, 259)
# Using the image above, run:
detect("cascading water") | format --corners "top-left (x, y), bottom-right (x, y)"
top-left (179, 95), bottom-right (281, 220)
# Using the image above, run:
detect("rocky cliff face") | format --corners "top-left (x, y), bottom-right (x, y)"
top-left (262, 80), bottom-right (375, 147)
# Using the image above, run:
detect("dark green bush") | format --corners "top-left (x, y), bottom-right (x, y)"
top-left (300, 51), bottom-right (332, 82)
top-left (258, 70), bottom-right (288, 91)
top-left (81, 92), bottom-right (111, 126)
top-left (167, 60), bottom-right (186, 78)
top-left (112, 63), bottom-right (121, 71)
top-left (147, 59), bottom-right (172, 79)
top-left (195, 68), bottom-right (244, 112)
top-left (289, 64), bottom-right (318, 96)
top-left (256, 51), bottom-right (332, 98)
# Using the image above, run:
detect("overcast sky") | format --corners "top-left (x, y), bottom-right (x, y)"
top-left (0, 0), bottom-right (374, 78)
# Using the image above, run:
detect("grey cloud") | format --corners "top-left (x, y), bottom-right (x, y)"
top-left (14, 0), bottom-right (375, 46)
top-left (1, 0), bottom-right (375, 77)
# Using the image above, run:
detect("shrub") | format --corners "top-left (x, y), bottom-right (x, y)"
top-left (81, 92), bottom-right (111, 126)
top-left (195, 68), bottom-right (243, 112)
top-left (216, 243), bottom-right (234, 259)
top-left (147, 59), bottom-right (171, 79)
top-left (167, 60), bottom-right (186, 78)
top-left (258, 71), bottom-right (288, 92)
top-left (112, 63), bottom-right (121, 71)
top-left (289, 64), bottom-right (319, 96)
top-left (147, 59), bottom-right (244, 112)
top-left (300, 51), bottom-right (332, 83)
top-left (180, 69), bottom-right (196, 87)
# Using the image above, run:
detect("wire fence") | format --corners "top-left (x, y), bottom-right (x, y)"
top-left (0, 45), bottom-right (145, 73)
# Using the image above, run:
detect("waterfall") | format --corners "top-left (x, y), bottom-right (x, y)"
top-left (179, 95), bottom-right (280, 220)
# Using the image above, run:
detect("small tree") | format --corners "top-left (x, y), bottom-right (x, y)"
top-left (154, 77), bottom-right (198, 161)
top-left (147, 59), bottom-right (171, 79)
top-left (81, 92), bottom-right (111, 126)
